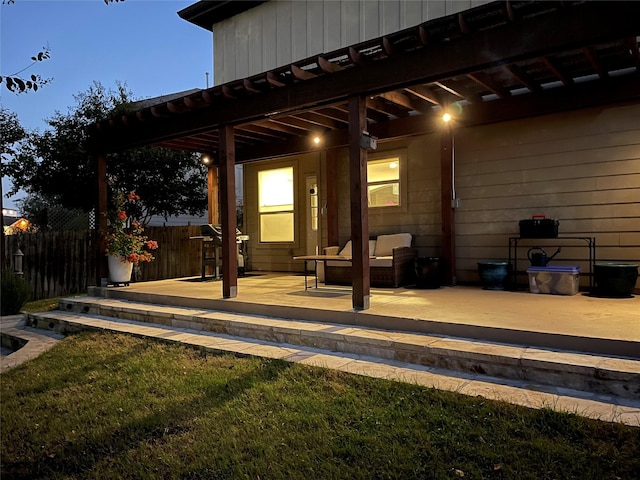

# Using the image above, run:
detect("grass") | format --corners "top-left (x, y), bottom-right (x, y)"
top-left (1, 331), bottom-right (639, 480)
top-left (20, 295), bottom-right (86, 314)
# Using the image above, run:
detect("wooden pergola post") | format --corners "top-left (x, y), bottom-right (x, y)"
top-left (348, 96), bottom-right (370, 310)
top-left (96, 152), bottom-right (108, 286)
top-left (441, 125), bottom-right (457, 285)
top-left (219, 125), bottom-right (238, 298)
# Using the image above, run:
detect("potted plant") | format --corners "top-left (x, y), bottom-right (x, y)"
top-left (105, 191), bottom-right (158, 285)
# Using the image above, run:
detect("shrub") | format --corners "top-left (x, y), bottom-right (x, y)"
top-left (1, 270), bottom-right (32, 316)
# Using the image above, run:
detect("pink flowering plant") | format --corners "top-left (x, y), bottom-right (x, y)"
top-left (105, 191), bottom-right (158, 263)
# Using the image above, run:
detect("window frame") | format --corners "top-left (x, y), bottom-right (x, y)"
top-left (257, 164), bottom-right (296, 244)
top-left (367, 149), bottom-right (407, 212)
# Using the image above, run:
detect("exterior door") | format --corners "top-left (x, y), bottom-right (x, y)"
top-left (305, 176), bottom-right (319, 258)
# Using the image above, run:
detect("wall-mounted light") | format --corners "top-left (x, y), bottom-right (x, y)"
top-left (442, 112), bottom-right (452, 123)
top-left (360, 131), bottom-right (377, 150)
top-left (201, 154), bottom-right (213, 166)
top-left (312, 135), bottom-right (322, 147)
top-left (14, 248), bottom-right (24, 276)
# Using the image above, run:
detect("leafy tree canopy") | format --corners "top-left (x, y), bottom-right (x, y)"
top-left (0, 107), bottom-right (26, 158)
top-left (4, 81), bottom-right (208, 225)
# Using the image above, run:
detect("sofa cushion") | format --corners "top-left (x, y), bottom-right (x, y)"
top-left (327, 256), bottom-right (393, 268)
top-left (375, 233), bottom-right (412, 256)
top-left (339, 240), bottom-right (377, 257)
top-left (326, 260), bottom-right (351, 267)
top-left (370, 256), bottom-right (393, 267)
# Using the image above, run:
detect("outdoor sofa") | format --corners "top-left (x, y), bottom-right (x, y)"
top-left (323, 233), bottom-right (417, 288)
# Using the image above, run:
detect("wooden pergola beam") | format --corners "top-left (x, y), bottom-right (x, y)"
top-left (89, 1), bottom-right (640, 153)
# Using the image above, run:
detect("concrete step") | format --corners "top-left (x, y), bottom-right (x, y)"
top-left (26, 296), bottom-right (640, 402)
top-left (1, 315), bottom-right (65, 373)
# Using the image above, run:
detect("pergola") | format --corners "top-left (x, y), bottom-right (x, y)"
top-left (88, 0), bottom-right (640, 310)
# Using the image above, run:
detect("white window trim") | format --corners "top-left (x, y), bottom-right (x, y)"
top-left (367, 148), bottom-right (408, 213)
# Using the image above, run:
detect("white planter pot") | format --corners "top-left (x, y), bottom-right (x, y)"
top-left (107, 255), bottom-right (133, 285)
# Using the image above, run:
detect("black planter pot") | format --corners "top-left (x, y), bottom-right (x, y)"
top-left (415, 257), bottom-right (441, 289)
top-left (477, 261), bottom-right (511, 291)
top-left (593, 263), bottom-right (638, 298)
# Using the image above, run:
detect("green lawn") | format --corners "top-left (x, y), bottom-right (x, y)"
top-left (1, 330), bottom-right (639, 480)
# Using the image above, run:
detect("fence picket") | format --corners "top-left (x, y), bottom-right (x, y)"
top-left (2, 226), bottom-right (204, 300)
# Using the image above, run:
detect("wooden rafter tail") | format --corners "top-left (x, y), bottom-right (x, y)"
top-left (382, 36), bottom-right (395, 56)
top-left (151, 105), bottom-right (169, 118)
top-left (202, 89), bottom-right (215, 104)
top-left (221, 85), bottom-right (237, 99)
top-left (458, 13), bottom-right (471, 34)
top-left (243, 78), bottom-right (262, 93)
top-left (318, 56), bottom-right (344, 73)
top-left (167, 101), bottom-right (188, 114)
top-left (505, 0), bottom-right (517, 22)
top-left (543, 56), bottom-right (573, 87)
top-left (348, 47), bottom-right (371, 66)
top-left (418, 24), bottom-right (430, 46)
top-left (291, 64), bottom-right (316, 81)
top-left (183, 96), bottom-right (199, 109)
top-left (136, 110), bottom-right (148, 122)
top-left (266, 71), bottom-right (287, 87)
top-left (582, 46), bottom-right (608, 80)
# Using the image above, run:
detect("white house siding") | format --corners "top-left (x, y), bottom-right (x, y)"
top-left (212, 0), bottom-right (490, 85)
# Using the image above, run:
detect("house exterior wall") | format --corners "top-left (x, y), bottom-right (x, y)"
top-left (212, 0), bottom-right (490, 85)
top-left (454, 101), bottom-right (640, 288)
top-left (243, 152), bottom-right (321, 272)
top-left (322, 101), bottom-right (639, 289)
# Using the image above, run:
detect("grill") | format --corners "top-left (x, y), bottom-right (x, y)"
top-left (192, 224), bottom-right (249, 279)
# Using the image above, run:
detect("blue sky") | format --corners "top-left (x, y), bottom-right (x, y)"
top-left (1, 0), bottom-right (212, 209)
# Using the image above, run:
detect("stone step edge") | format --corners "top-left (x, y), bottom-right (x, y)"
top-left (1, 325), bottom-right (64, 373)
top-left (28, 309), bottom-right (640, 400)
top-left (86, 289), bottom-right (640, 360)
top-left (22, 309), bottom-right (640, 426)
top-left (56, 297), bottom-right (640, 378)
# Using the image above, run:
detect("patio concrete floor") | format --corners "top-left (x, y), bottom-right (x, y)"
top-left (101, 272), bottom-right (640, 359)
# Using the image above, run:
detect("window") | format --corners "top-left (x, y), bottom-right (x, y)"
top-left (258, 166), bottom-right (294, 242)
top-left (367, 156), bottom-right (400, 207)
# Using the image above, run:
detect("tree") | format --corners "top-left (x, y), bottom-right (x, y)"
top-left (5, 81), bottom-right (208, 226)
top-left (0, 107), bottom-right (28, 266)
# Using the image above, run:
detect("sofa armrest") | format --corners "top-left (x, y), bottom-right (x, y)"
top-left (392, 246), bottom-right (417, 264)
top-left (324, 246), bottom-right (340, 255)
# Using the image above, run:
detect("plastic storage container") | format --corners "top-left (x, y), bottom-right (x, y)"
top-left (527, 265), bottom-right (580, 295)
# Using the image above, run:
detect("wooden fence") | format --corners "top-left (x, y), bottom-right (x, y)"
top-left (2, 226), bottom-right (204, 301)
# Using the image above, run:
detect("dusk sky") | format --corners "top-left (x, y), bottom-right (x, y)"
top-left (1, 0), bottom-right (213, 209)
